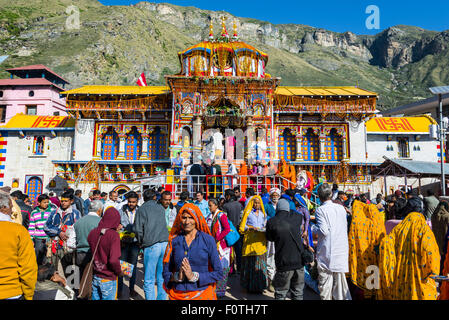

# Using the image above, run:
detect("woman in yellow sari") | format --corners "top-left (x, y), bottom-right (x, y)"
top-left (378, 206), bottom-right (440, 300)
top-left (348, 200), bottom-right (386, 299)
top-left (238, 195), bottom-right (268, 293)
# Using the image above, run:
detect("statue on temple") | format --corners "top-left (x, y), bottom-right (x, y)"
top-left (129, 166), bottom-right (137, 180)
top-left (212, 130), bottom-right (224, 160)
top-left (116, 166), bottom-right (123, 181)
top-left (56, 166), bottom-right (66, 178)
top-left (255, 135), bottom-right (267, 162)
top-left (202, 130), bottom-right (215, 163)
top-left (66, 166), bottom-right (74, 181)
top-left (103, 166), bottom-right (112, 181)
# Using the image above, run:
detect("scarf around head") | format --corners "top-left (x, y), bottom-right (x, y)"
top-left (162, 203), bottom-right (217, 300)
top-left (163, 203), bottom-right (211, 264)
top-left (239, 195), bottom-right (267, 256)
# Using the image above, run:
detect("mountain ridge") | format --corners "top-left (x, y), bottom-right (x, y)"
top-left (0, 0), bottom-right (448, 110)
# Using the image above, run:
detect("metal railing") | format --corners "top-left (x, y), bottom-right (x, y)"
top-left (138, 174), bottom-right (283, 199)
top-left (136, 173), bottom-right (319, 208)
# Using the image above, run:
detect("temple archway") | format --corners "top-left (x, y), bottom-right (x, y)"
top-left (101, 126), bottom-right (119, 160)
top-left (302, 128), bottom-right (320, 162)
top-left (125, 126), bottom-right (142, 160)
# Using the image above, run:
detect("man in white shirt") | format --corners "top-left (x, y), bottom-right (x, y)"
top-left (104, 191), bottom-right (121, 211)
top-left (311, 183), bottom-right (351, 300)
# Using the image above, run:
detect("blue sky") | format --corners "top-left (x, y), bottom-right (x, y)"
top-left (98, 0), bottom-right (449, 35)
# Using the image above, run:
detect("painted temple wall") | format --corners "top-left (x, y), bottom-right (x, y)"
top-left (1, 131), bottom-right (73, 192)
top-left (73, 119), bottom-right (95, 161)
top-left (347, 120), bottom-right (367, 163)
top-left (366, 134), bottom-right (439, 164)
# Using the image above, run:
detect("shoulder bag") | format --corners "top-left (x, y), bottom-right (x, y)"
top-left (212, 211), bottom-right (240, 247)
top-left (289, 229), bottom-right (314, 265)
top-left (78, 228), bottom-right (106, 299)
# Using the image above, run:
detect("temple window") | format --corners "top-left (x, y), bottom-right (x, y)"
top-left (397, 137), bottom-right (410, 158)
top-left (189, 53), bottom-right (209, 77)
top-left (325, 129), bottom-right (343, 161)
top-left (0, 105), bottom-right (6, 123)
top-left (33, 136), bottom-right (45, 155)
top-left (279, 128), bottom-right (296, 162)
top-left (237, 54), bottom-right (256, 77)
top-left (148, 126), bottom-right (167, 160)
top-left (26, 105), bottom-right (37, 115)
top-left (302, 128), bottom-right (320, 161)
top-left (101, 126), bottom-right (119, 160)
top-left (25, 176), bottom-right (43, 203)
top-left (213, 49), bottom-right (234, 76)
top-left (125, 126), bottom-right (142, 160)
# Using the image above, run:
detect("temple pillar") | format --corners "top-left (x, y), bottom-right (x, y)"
top-left (246, 116), bottom-right (255, 163)
top-left (192, 116), bottom-right (202, 162)
top-left (95, 136), bottom-right (102, 159)
top-left (342, 137), bottom-right (348, 161)
top-left (319, 130), bottom-right (327, 161)
top-left (295, 134), bottom-right (303, 161)
top-left (117, 132), bottom-right (126, 160)
top-left (141, 133), bottom-right (149, 160)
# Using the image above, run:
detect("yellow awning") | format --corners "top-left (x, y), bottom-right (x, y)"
top-left (275, 86), bottom-right (377, 97)
top-left (62, 85), bottom-right (170, 96)
top-left (275, 87), bottom-right (294, 96)
top-left (366, 115), bottom-right (437, 134)
top-left (1, 114), bottom-right (75, 129)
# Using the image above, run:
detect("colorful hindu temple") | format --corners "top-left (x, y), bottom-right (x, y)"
top-left (0, 19), bottom-right (439, 199)
top-left (47, 20), bottom-right (383, 195)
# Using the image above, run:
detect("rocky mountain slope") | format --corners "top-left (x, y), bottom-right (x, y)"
top-left (0, 0), bottom-right (448, 110)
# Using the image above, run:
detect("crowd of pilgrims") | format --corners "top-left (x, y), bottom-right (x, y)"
top-left (1, 179), bottom-right (449, 301)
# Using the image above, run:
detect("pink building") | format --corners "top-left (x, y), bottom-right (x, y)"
top-left (0, 64), bottom-right (68, 124)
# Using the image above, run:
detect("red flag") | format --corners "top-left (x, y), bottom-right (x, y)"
top-left (136, 72), bottom-right (147, 87)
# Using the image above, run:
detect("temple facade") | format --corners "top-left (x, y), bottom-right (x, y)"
top-left (0, 19), bottom-right (435, 199)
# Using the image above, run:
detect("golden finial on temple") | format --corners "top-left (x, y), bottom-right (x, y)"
top-left (209, 19), bottom-right (214, 41)
top-left (221, 16), bottom-right (229, 38)
top-left (232, 18), bottom-right (239, 41)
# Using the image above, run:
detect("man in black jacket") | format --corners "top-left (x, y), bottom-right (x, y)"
top-left (74, 189), bottom-right (85, 216)
top-left (189, 161), bottom-right (204, 194)
top-left (134, 189), bottom-right (169, 300)
top-left (10, 190), bottom-right (31, 230)
top-left (266, 198), bottom-right (305, 300)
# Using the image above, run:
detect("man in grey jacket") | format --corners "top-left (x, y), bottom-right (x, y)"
top-left (424, 189), bottom-right (439, 220)
top-left (134, 189), bottom-right (169, 300)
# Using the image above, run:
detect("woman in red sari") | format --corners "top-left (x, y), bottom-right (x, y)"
top-left (162, 204), bottom-right (223, 300)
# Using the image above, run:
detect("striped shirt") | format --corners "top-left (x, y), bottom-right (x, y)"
top-left (29, 207), bottom-right (54, 239)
